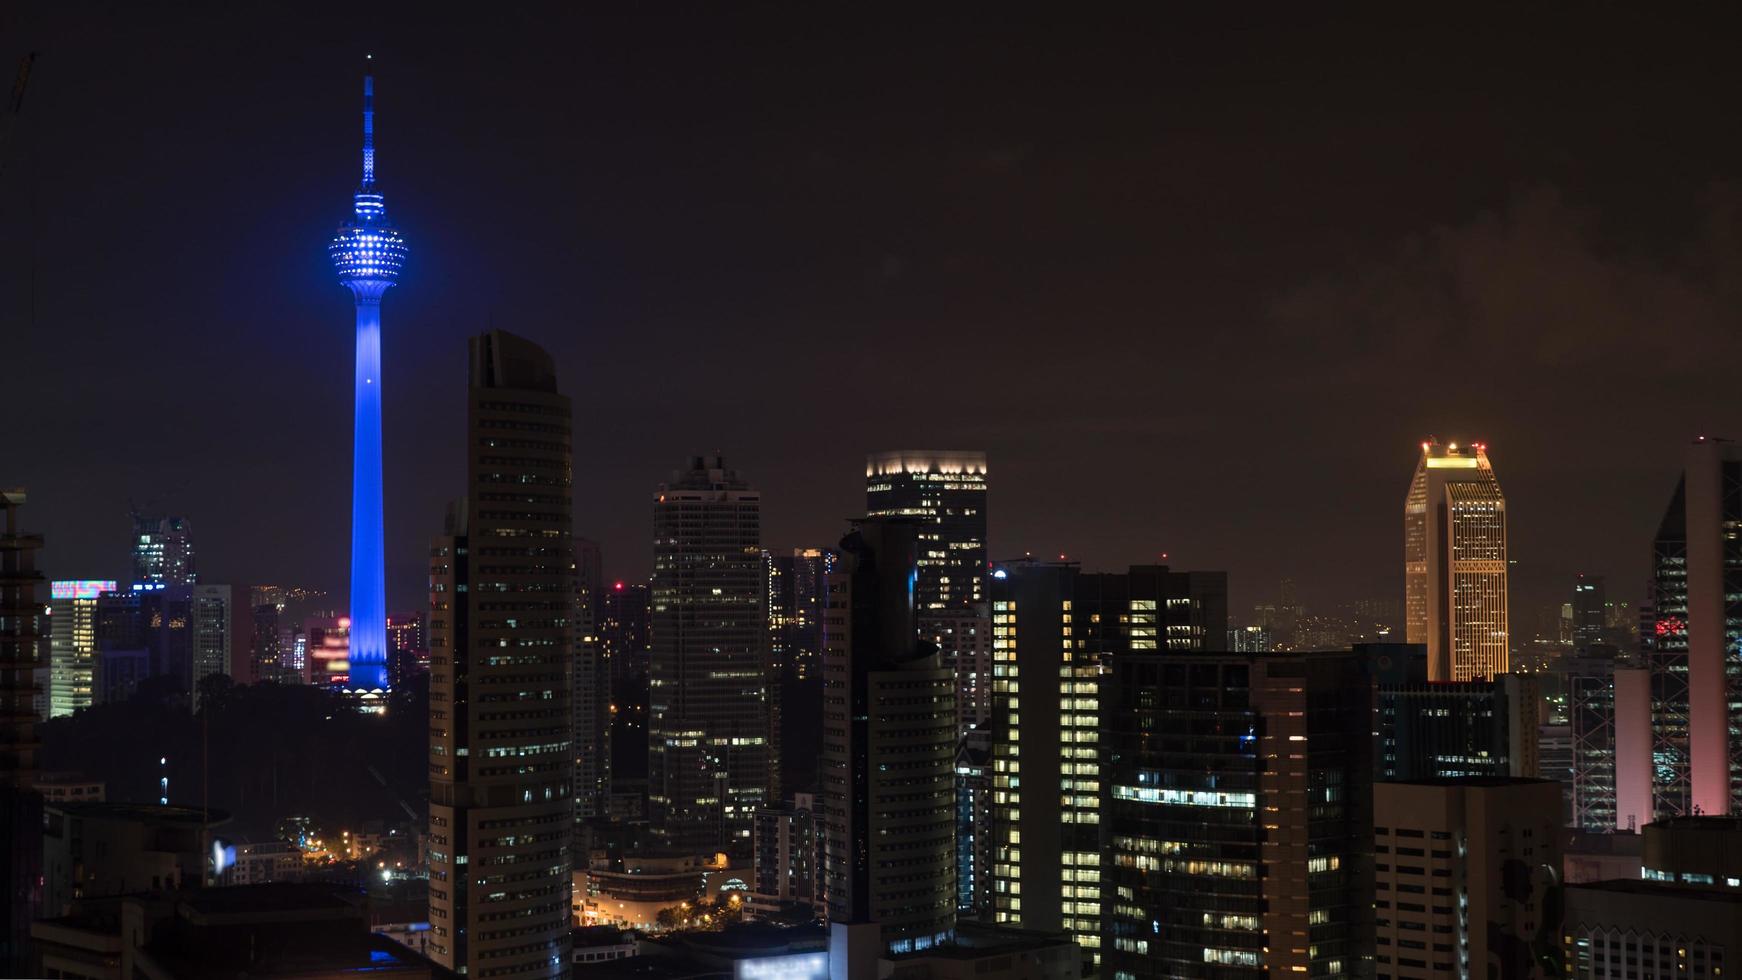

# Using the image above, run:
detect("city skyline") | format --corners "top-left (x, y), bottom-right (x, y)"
top-left (8, 9), bottom-right (1742, 619)
top-left (14, 10), bottom-right (1742, 978)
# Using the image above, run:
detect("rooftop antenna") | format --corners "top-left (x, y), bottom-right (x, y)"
top-left (361, 55), bottom-right (375, 187)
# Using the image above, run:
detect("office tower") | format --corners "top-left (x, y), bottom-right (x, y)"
top-left (1366, 643), bottom-right (1538, 781)
top-left (598, 581), bottom-right (651, 784)
top-left (1615, 666), bottom-right (1655, 833)
top-left (750, 793), bottom-right (816, 918)
top-left (251, 601), bottom-right (288, 683)
top-left (819, 519), bottom-right (956, 954)
top-left (188, 585), bottom-right (233, 706)
top-left (953, 732), bottom-right (992, 918)
top-left (865, 452), bottom-right (987, 614)
top-left (1, 490), bottom-right (45, 976)
top-left (1372, 779), bottom-right (1562, 979)
top-left (1646, 437), bottom-right (1742, 819)
top-left (574, 539), bottom-right (610, 822)
top-left (1404, 440), bottom-right (1509, 681)
top-left (48, 580), bottom-right (117, 717)
top-left (426, 331), bottom-right (576, 977)
top-left (1573, 574), bottom-right (1608, 653)
top-left (329, 65), bottom-right (408, 696)
top-left (767, 547), bottom-right (837, 796)
top-left (988, 561), bottom-right (1228, 959)
top-left (130, 514), bottom-right (196, 587)
top-left (1561, 653), bottom-right (1654, 833)
top-left (89, 584), bottom-right (232, 706)
top-left (648, 455), bottom-right (769, 852)
top-left (1102, 651), bottom-right (1374, 979)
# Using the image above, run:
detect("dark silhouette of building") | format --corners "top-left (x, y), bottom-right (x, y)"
top-left (599, 581), bottom-right (650, 786)
top-left (427, 330), bottom-right (575, 976)
top-left (1365, 642), bottom-right (1539, 782)
top-left (820, 519), bottom-right (956, 955)
top-left (1, 489), bottom-right (46, 975)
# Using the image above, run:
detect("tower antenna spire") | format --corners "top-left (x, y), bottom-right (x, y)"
top-left (361, 55), bottom-right (375, 187)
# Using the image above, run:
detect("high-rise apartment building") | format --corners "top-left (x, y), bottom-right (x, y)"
top-left (865, 452), bottom-right (987, 614)
top-left (426, 331), bottom-right (575, 976)
top-left (48, 581), bottom-right (117, 718)
top-left (819, 519), bottom-right (956, 955)
top-left (130, 514), bottom-right (196, 587)
top-left (1, 489), bottom-right (46, 976)
top-left (1373, 779), bottom-right (1562, 979)
top-left (1646, 436), bottom-right (1742, 819)
top-left (1101, 651), bottom-right (1374, 979)
top-left (925, 607), bottom-right (991, 735)
top-left (750, 793), bottom-right (817, 919)
top-left (648, 455), bottom-right (769, 853)
top-left (1404, 440), bottom-right (1509, 681)
top-left (988, 562), bottom-right (1228, 961)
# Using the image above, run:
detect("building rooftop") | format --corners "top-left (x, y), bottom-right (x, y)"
top-left (1650, 815), bottom-right (1742, 832)
top-left (50, 801), bottom-right (229, 825)
top-left (1569, 879), bottom-right (1742, 903)
top-left (1381, 777), bottom-right (1560, 788)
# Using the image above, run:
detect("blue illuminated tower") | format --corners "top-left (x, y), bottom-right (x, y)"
top-left (329, 60), bottom-right (406, 692)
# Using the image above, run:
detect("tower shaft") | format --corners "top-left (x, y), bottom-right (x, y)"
top-left (349, 291), bottom-right (388, 690)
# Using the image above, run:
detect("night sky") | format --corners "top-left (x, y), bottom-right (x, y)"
top-left (7, 6), bottom-right (1742, 624)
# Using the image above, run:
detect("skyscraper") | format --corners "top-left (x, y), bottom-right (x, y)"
top-left (130, 514), bottom-right (196, 587)
top-left (1102, 651), bottom-right (1375, 979)
top-left (648, 455), bottom-right (769, 852)
top-left (865, 452), bottom-right (987, 614)
top-left (819, 519), bottom-right (956, 955)
top-left (329, 62), bottom-right (408, 696)
top-left (1645, 436), bottom-right (1742, 818)
top-left (89, 584), bottom-right (232, 707)
top-left (1404, 439), bottom-right (1509, 681)
top-left (573, 539), bottom-right (610, 822)
top-left (767, 546), bottom-right (836, 796)
top-left (988, 561), bottom-right (1228, 960)
top-left (48, 580), bottom-right (116, 717)
top-left (0, 489), bottom-right (45, 974)
top-left (427, 331), bottom-right (575, 976)
top-left (1573, 574), bottom-right (1608, 653)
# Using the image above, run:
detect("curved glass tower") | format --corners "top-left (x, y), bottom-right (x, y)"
top-left (329, 63), bottom-right (407, 693)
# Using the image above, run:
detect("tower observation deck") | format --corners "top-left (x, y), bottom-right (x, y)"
top-left (329, 59), bottom-right (407, 693)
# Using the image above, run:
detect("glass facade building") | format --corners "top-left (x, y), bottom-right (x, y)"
top-left (865, 451), bottom-right (987, 613)
top-left (988, 562), bottom-right (1228, 963)
top-left (1102, 652), bottom-right (1374, 980)
top-left (1646, 437), bottom-right (1742, 819)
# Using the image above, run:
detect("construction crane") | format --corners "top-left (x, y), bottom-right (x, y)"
top-left (0, 51), bottom-right (36, 170)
